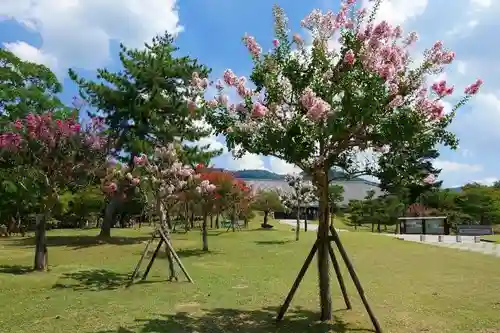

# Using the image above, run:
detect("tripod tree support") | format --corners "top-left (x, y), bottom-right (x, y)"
top-left (276, 225), bottom-right (382, 333)
top-left (127, 225), bottom-right (194, 287)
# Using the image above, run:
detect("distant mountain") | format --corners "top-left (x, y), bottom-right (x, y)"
top-left (231, 169), bottom-right (284, 180)
top-left (231, 169), bottom-right (366, 182)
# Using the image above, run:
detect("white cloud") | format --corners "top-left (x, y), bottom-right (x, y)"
top-left (434, 160), bottom-right (483, 173)
top-left (470, 0), bottom-right (492, 8)
top-left (268, 157), bottom-right (302, 175)
top-left (3, 41), bottom-right (58, 69)
top-left (191, 135), bottom-right (226, 153)
top-left (0, 0), bottom-right (182, 71)
top-left (363, 0), bottom-right (428, 26)
top-left (456, 61), bottom-right (468, 75)
top-left (224, 153), bottom-right (266, 171)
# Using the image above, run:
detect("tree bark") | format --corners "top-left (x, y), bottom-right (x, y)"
top-left (295, 205), bottom-right (300, 241)
top-left (157, 198), bottom-right (176, 280)
top-left (263, 211), bottom-right (269, 226)
top-left (210, 214), bottom-right (213, 229)
top-left (315, 171), bottom-right (332, 321)
top-left (215, 211), bottom-right (220, 229)
top-left (34, 214), bottom-right (48, 271)
top-left (202, 213), bottom-right (209, 251)
top-left (100, 196), bottom-right (119, 237)
top-left (231, 206), bottom-right (236, 232)
top-left (304, 210), bottom-right (308, 232)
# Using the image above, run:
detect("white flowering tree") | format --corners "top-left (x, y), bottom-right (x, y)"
top-left (189, 0), bottom-right (483, 327)
top-left (280, 174), bottom-right (315, 240)
top-left (133, 144), bottom-right (208, 281)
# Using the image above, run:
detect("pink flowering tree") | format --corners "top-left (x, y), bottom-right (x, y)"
top-left (133, 144), bottom-right (207, 280)
top-left (0, 113), bottom-right (109, 271)
top-left (190, 0), bottom-right (483, 322)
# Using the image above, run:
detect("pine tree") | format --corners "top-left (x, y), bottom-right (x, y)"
top-left (69, 33), bottom-right (222, 236)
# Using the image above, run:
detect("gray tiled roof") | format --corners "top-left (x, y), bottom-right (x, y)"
top-left (241, 178), bottom-right (383, 206)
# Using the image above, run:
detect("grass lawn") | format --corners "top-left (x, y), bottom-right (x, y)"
top-left (482, 234), bottom-right (500, 243)
top-left (307, 216), bottom-right (397, 234)
top-left (1, 223), bottom-right (500, 333)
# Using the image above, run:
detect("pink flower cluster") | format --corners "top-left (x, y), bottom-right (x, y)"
top-left (423, 174), bottom-right (436, 184)
top-left (223, 69), bottom-right (252, 98)
top-left (190, 72), bottom-right (209, 90)
top-left (431, 80), bottom-right (454, 97)
top-left (464, 79), bottom-right (483, 95)
top-left (300, 88), bottom-right (332, 120)
top-left (300, 0), bottom-right (356, 39)
top-left (134, 154), bottom-right (147, 166)
top-left (344, 49), bottom-right (356, 65)
top-left (0, 113), bottom-right (81, 151)
top-left (242, 34), bottom-right (262, 58)
top-left (427, 41), bottom-right (455, 65)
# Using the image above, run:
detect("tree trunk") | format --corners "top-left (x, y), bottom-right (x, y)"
top-left (304, 210), bottom-right (308, 232)
top-left (371, 223), bottom-right (375, 232)
top-left (295, 206), bottom-right (300, 241)
top-left (377, 222), bottom-right (381, 233)
top-left (100, 196), bottom-right (119, 237)
top-left (202, 213), bottom-right (209, 251)
top-left (315, 171), bottom-right (332, 321)
top-left (263, 211), bottom-right (269, 226)
top-left (184, 202), bottom-right (190, 230)
top-left (216, 211), bottom-right (220, 229)
top-left (190, 211), bottom-right (194, 229)
top-left (34, 214), bottom-right (48, 271)
top-left (210, 214), bottom-right (213, 229)
top-left (157, 197), bottom-right (176, 280)
top-left (231, 206), bottom-right (236, 232)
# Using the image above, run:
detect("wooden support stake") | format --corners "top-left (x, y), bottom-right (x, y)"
top-left (141, 238), bottom-right (163, 281)
top-left (127, 234), bottom-right (154, 287)
top-left (329, 226), bottom-right (382, 333)
top-left (327, 240), bottom-right (352, 310)
top-left (276, 240), bottom-right (318, 321)
top-left (158, 227), bottom-right (194, 283)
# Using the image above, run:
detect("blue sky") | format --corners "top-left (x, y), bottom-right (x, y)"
top-left (0, 0), bottom-right (498, 187)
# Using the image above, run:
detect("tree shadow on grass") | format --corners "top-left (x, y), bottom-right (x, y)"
top-left (0, 264), bottom-right (33, 275)
top-left (254, 240), bottom-right (293, 245)
top-left (52, 269), bottom-right (131, 291)
top-left (140, 248), bottom-right (216, 260)
top-left (94, 306), bottom-right (374, 333)
top-left (10, 235), bottom-right (151, 250)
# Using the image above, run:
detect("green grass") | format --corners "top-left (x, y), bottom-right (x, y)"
top-left (482, 234), bottom-right (500, 243)
top-left (1, 223), bottom-right (500, 333)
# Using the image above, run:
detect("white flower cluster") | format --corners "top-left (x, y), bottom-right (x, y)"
top-left (135, 144), bottom-right (206, 200)
top-left (196, 179), bottom-right (217, 195)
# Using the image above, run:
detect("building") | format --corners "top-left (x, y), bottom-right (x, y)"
top-left (239, 176), bottom-right (384, 220)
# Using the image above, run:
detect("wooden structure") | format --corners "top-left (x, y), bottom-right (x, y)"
top-left (127, 221), bottom-right (193, 286)
top-left (397, 216), bottom-right (449, 235)
top-left (277, 224), bottom-right (382, 333)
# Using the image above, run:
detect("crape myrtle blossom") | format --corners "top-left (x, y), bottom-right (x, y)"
top-left (100, 144), bottom-right (214, 204)
top-left (187, 1), bottom-right (482, 172)
top-left (184, 0), bottom-right (484, 323)
top-left (0, 113), bottom-right (107, 152)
